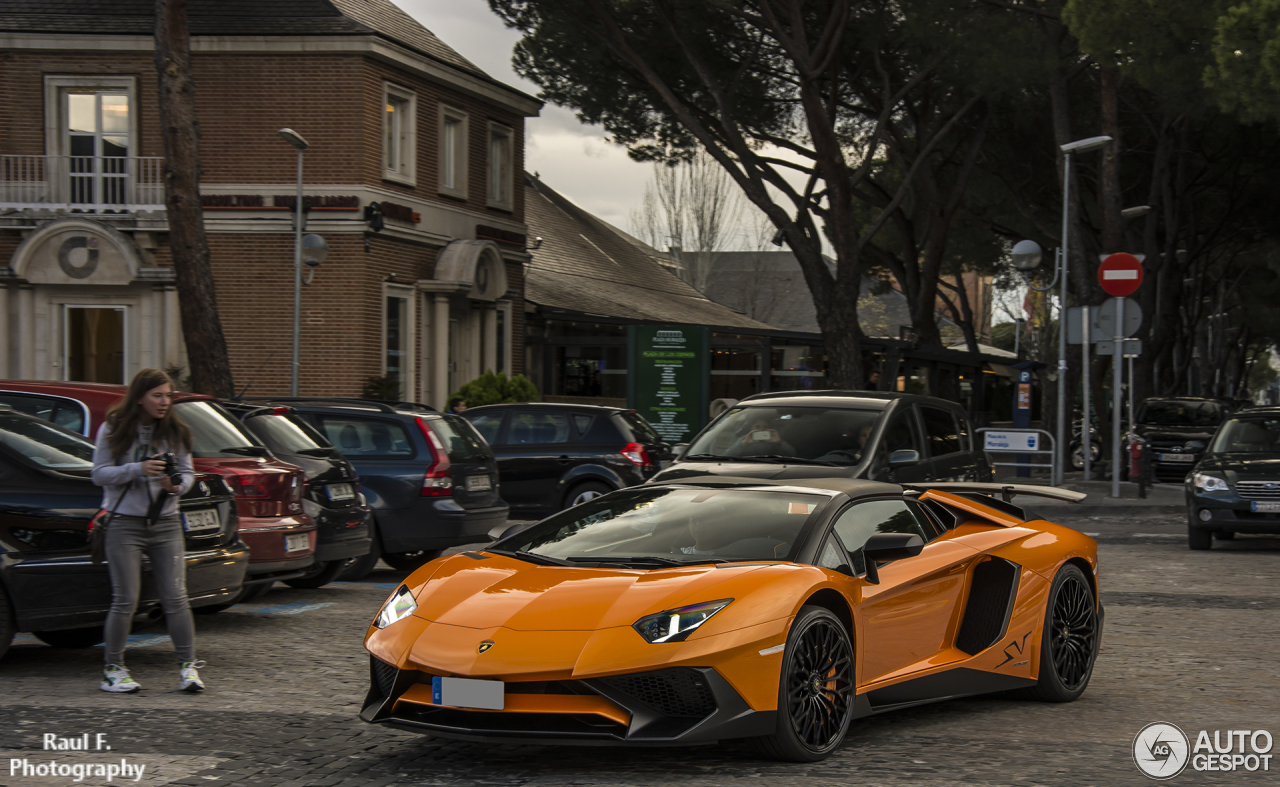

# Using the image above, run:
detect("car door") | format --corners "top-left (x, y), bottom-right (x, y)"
top-left (871, 404), bottom-right (932, 483)
top-left (920, 405), bottom-right (970, 481)
top-left (500, 409), bottom-right (576, 511)
top-left (826, 498), bottom-right (977, 686)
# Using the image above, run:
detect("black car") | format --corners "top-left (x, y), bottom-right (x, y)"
top-left (223, 402), bottom-right (373, 588)
top-left (461, 403), bottom-right (672, 514)
top-left (264, 399), bottom-right (508, 576)
top-left (649, 391), bottom-right (990, 486)
top-left (1135, 397), bottom-right (1231, 482)
top-left (1185, 406), bottom-right (1280, 549)
top-left (0, 406), bottom-right (249, 659)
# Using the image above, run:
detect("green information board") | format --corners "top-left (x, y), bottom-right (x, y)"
top-left (627, 325), bottom-right (710, 445)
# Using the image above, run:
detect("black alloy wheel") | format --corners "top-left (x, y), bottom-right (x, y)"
top-left (759, 606), bottom-right (855, 761)
top-left (1017, 563), bottom-right (1098, 702)
top-left (0, 584), bottom-right (17, 660)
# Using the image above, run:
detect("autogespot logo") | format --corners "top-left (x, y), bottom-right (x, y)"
top-left (1134, 723), bottom-right (1274, 779)
top-left (1134, 722), bottom-right (1190, 780)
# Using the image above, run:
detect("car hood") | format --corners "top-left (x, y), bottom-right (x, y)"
top-left (1198, 455), bottom-right (1280, 482)
top-left (650, 460), bottom-right (861, 484)
top-left (409, 552), bottom-right (795, 632)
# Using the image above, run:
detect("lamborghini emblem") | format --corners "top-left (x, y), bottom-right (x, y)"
top-left (477, 640), bottom-right (495, 654)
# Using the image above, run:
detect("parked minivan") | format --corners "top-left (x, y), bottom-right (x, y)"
top-left (648, 390), bottom-right (990, 486)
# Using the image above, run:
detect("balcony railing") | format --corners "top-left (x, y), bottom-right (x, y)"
top-left (0, 154), bottom-right (165, 212)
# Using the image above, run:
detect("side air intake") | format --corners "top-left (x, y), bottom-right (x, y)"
top-left (955, 557), bottom-right (1020, 655)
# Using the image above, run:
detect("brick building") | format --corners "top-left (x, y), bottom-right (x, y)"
top-left (0, 0), bottom-right (540, 406)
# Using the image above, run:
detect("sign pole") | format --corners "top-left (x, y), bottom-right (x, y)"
top-left (1111, 298), bottom-right (1124, 498)
top-left (1082, 305), bottom-right (1091, 481)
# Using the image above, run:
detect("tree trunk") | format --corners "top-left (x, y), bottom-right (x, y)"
top-left (155, 0), bottom-right (234, 397)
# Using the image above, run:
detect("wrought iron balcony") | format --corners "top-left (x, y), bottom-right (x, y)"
top-left (0, 154), bottom-right (165, 212)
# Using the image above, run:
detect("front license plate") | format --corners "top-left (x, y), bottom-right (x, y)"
top-left (465, 475), bottom-right (491, 492)
top-left (284, 533), bottom-right (310, 553)
top-left (1159, 453), bottom-right (1196, 462)
top-left (181, 509), bottom-right (220, 534)
top-left (1252, 502), bottom-right (1280, 512)
top-left (326, 482), bottom-right (355, 501)
top-left (432, 676), bottom-right (504, 710)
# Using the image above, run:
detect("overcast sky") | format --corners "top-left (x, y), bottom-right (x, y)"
top-left (396, 0), bottom-right (653, 235)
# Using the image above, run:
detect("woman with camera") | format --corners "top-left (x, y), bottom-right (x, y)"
top-left (90, 368), bottom-right (202, 693)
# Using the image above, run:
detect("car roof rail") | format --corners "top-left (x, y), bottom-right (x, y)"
top-left (360, 399), bottom-right (438, 413)
top-left (240, 396), bottom-right (401, 414)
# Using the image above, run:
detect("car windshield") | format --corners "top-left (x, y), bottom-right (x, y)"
top-left (177, 401), bottom-right (266, 458)
top-left (246, 412), bottom-right (331, 455)
top-left (0, 411), bottom-right (95, 472)
top-left (1138, 401), bottom-right (1224, 427)
top-left (493, 486), bottom-right (827, 563)
top-left (684, 406), bottom-right (882, 466)
top-left (1210, 418), bottom-right (1280, 455)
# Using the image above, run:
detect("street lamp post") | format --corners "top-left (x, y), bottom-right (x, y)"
top-left (1055, 135), bottom-right (1112, 485)
top-left (278, 128), bottom-right (309, 397)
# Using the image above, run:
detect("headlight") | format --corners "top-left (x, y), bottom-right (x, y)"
top-left (374, 585), bottom-right (417, 629)
top-left (1193, 473), bottom-right (1230, 493)
top-left (633, 599), bottom-right (732, 643)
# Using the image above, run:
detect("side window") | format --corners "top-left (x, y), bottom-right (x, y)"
top-left (956, 414), bottom-right (971, 452)
top-left (318, 416), bottom-right (414, 457)
top-left (508, 411), bottom-right (571, 445)
top-left (831, 499), bottom-right (931, 576)
top-left (816, 536), bottom-right (854, 576)
top-left (52, 402), bottom-right (86, 435)
top-left (572, 414), bottom-right (594, 437)
top-left (921, 406), bottom-right (961, 457)
top-left (0, 393), bottom-right (58, 423)
top-left (881, 410), bottom-right (921, 454)
top-left (468, 413), bottom-right (505, 445)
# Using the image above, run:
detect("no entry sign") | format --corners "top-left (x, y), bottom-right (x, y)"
top-left (1098, 252), bottom-right (1144, 297)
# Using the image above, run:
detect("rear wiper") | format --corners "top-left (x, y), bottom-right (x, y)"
top-left (219, 446), bottom-right (271, 457)
top-left (565, 555), bottom-right (726, 567)
top-left (295, 447), bottom-right (337, 457)
top-left (485, 548), bottom-right (573, 567)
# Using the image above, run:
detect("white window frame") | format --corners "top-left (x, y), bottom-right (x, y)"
top-left (44, 75), bottom-right (138, 158)
top-left (438, 105), bottom-right (469, 199)
top-left (383, 284), bottom-right (416, 397)
top-left (486, 121), bottom-right (514, 211)
top-left (382, 82), bottom-right (417, 186)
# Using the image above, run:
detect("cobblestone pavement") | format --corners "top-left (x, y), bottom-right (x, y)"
top-left (2, 513), bottom-right (1277, 786)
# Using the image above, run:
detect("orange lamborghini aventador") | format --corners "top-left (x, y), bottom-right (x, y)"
top-left (360, 479), bottom-right (1100, 761)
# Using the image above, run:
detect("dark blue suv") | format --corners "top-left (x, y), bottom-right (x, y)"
top-left (262, 399), bottom-right (508, 576)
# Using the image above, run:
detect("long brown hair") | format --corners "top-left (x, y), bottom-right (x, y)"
top-left (104, 368), bottom-right (193, 459)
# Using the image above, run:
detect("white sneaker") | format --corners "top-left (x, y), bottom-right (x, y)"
top-left (101, 664), bottom-right (141, 693)
top-left (179, 660), bottom-right (206, 692)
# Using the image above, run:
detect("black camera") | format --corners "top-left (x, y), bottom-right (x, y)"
top-left (160, 452), bottom-right (180, 486)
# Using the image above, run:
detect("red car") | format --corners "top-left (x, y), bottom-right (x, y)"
top-left (0, 381), bottom-right (317, 597)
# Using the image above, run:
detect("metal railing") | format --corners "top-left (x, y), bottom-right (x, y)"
top-left (0, 154), bottom-right (165, 211)
top-left (978, 427), bottom-right (1058, 483)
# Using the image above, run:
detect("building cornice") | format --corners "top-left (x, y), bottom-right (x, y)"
top-left (0, 32), bottom-right (542, 116)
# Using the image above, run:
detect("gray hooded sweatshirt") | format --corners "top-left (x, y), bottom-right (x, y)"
top-left (91, 422), bottom-right (195, 519)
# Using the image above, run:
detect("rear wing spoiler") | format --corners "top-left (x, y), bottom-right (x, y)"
top-left (902, 482), bottom-right (1087, 504)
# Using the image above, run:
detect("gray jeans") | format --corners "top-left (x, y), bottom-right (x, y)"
top-left (103, 514), bottom-right (196, 665)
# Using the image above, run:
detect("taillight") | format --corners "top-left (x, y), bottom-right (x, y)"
top-left (621, 442), bottom-right (651, 467)
top-left (225, 473), bottom-right (271, 497)
top-left (416, 417), bottom-right (453, 497)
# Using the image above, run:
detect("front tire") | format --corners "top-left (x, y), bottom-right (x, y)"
top-left (1188, 521), bottom-right (1212, 550)
top-left (381, 549), bottom-right (443, 572)
top-left (339, 527), bottom-right (383, 581)
top-left (1018, 564), bottom-right (1098, 702)
top-left (0, 583), bottom-right (14, 660)
top-left (284, 559), bottom-right (350, 589)
top-left (757, 606), bottom-right (855, 762)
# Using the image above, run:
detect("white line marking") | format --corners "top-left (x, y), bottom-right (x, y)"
top-left (1103, 270), bottom-right (1139, 280)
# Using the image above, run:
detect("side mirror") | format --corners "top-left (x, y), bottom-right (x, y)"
top-left (672, 444), bottom-right (688, 460)
top-left (861, 532), bottom-right (924, 585)
top-left (888, 449), bottom-right (920, 467)
top-left (488, 522), bottom-right (527, 542)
